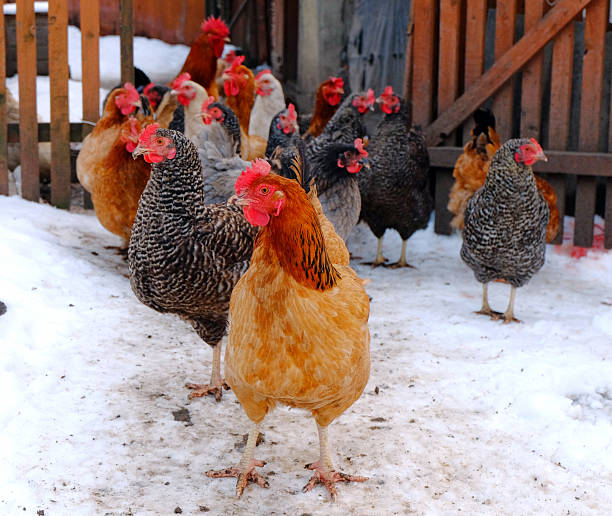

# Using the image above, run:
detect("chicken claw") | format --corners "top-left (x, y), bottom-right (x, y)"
top-left (475, 308), bottom-right (503, 319)
top-left (206, 459), bottom-right (269, 497)
top-left (185, 381), bottom-right (230, 401)
top-left (302, 460), bottom-right (367, 501)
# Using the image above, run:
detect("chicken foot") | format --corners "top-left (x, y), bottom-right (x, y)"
top-left (302, 424), bottom-right (367, 501)
top-left (362, 237), bottom-right (388, 267)
top-left (206, 423), bottom-right (269, 497)
top-left (475, 283), bottom-right (502, 319)
top-left (186, 343), bottom-right (230, 401)
top-left (502, 285), bottom-right (521, 323)
top-left (387, 240), bottom-right (415, 269)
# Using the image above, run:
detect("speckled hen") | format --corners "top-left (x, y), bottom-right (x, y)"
top-left (128, 125), bottom-right (258, 401)
top-left (460, 138), bottom-right (549, 323)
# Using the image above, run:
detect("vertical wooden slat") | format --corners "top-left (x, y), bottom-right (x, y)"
top-left (120, 0), bottom-right (134, 85)
top-left (492, 0), bottom-right (517, 141)
top-left (16, 0), bottom-right (40, 201)
top-left (49, 0), bottom-right (71, 208)
top-left (520, 0), bottom-right (545, 139)
top-left (81, 0), bottom-right (100, 209)
top-left (0, 0), bottom-right (8, 196)
top-left (438, 0), bottom-right (462, 144)
top-left (184, 0), bottom-right (206, 45)
top-left (403, 0), bottom-right (415, 124)
top-left (575, 0), bottom-right (608, 247)
top-left (547, 21), bottom-right (574, 245)
top-left (255, 0), bottom-right (268, 65)
top-left (270, 0), bottom-right (285, 79)
top-left (605, 178), bottom-right (612, 248)
top-left (412, 0), bottom-right (436, 127)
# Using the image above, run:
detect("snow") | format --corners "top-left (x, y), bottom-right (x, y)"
top-left (2, 22), bottom-right (612, 516)
top-left (1, 195), bottom-right (611, 515)
top-left (3, 2), bottom-right (49, 15)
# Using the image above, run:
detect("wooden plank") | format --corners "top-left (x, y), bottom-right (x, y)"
top-left (434, 168), bottom-right (454, 235)
top-left (0, 0), bottom-right (7, 196)
top-left (49, 0), bottom-right (71, 209)
top-left (548, 22), bottom-right (574, 150)
top-left (427, 147), bottom-right (612, 176)
top-left (520, 0), bottom-right (545, 139)
top-left (120, 0), bottom-right (134, 85)
top-left (184, 0), bottom-right (206, 45)
top-left (438, 0), bottom-right (462, 144)
top-left (412, 0), bottom-right (437, 127)
top-left (255, 0), bottom-right (268, 64)
top-left (402, 0), bottom-right (415, 112)
top-left (574, 0), bottom-right (607, 247)
top-left (491, 0), bottom-right (516, 141)
top-left (270, 0), bottom-right (285, 79)
top-left (426, 0), bottom-right (592, 146)
top-left (16, 0), bottom-right (40, 201)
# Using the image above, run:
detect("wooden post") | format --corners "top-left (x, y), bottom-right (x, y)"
top-left (49, 0), bottom-right (71, 208)
top-left (575, 0), bottom-right (607, 247)
top-left (120, 0), bottom-right (134, 85)
top-left (412, 0), bottom-right (437, 127)
top-left (270, 0), bottom-right (285, 79)
top-left (16, 0), bottom-right (40, 201)
top-left (402, 0), bottom-right (415, 124)
top-left (184, 0), bottom-right (206, 46)
top-left (0, 0), bottom-right (8, 196)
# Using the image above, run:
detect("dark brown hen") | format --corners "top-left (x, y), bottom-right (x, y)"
top-left (460, 138), bottom-right (549, 323)
top-left (128, 125), bottom-right (257, 401)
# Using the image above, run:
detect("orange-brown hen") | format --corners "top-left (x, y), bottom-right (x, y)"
top-left (303, 76), bottom-right (345, 140)
top-left (207, 156), bottom-right (370, 500)
top-left (448, 108), bottom-right (560, 242)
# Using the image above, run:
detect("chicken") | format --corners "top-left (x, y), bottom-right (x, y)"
top-left (248, 69), bottom-right (285, 140)
top-left (128, 124), bottom-right (258, 401)
top-left (461, 138), bottom-right (549, 323)
top-left (176, 16), bottom-right (230, 99)
top-left (305, 90), bottom-right (375, 240)
top-left (206, 155), bottom-right (370, 500)
top-left (77, 84), bottom-right (144, 195)
top-left (358, 86), bottom-right (432, 267)
top-left (222, 56), bottom-right (268, 161)
top-left (265, 103), bottom-right (299, 157)
top-left (170, 73), bottom-right (209, 141)
top-left (448, 108), bottom-right (560, 242)
top-left (303, 76), bottom-right (344, 142)
top-left (88, 116), bottom-right (153, 244)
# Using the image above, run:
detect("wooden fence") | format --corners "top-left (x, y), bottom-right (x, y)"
top-left (409, 0), bottom-right (612, 249)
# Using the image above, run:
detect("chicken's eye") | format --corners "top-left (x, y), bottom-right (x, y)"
top-left (156, 138), bottom-right (164, 145)
top-left (259, 186), bottom-right (270, 195)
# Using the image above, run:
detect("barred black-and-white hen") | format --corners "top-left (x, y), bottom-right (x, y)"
top-left (304, 90), bottom-right (375, 241)
top-left (358, 87), bottom-right (432, 267)
top-left (129, 124), bottom-right (258, 401)
top-left (265, 103), bottom-right (299, 157)
top-left (460, 138), bottom-right (549, 323)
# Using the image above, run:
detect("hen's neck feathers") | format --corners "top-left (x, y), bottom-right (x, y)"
top-left (226, 66), bottom-right (256, 135)
top-left (178, 32), bottom-right (217, 90)
top-left (306, 87), bottom-right (337, 138)
top-left (254, 181), bottom-right (340, 291)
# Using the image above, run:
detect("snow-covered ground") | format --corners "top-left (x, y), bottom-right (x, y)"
top-left (1, 195), bottom-right (611, 515)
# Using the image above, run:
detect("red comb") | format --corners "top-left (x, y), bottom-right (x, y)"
top-left (255, 69), bottom-right (272, 81)
top-left (171, 73), bottom-right (191, 90)
top-left (225, 54), bottom-right (245, 74)
top-left (224, 50), bottom-right (238, 65)
top-left (138, 123), bottom-right (160, 146)
top-left (287, 103), bottom-right (296, 121)
top-left (202, 96), bottom-right (215, 112)
top-left (330, 76), bottom-right (344, 89)
top-left (143, 83), bottom-right (154, 95)
top-left (201, 16), bottom-right (229, 37)
top-left (354, 138), bottom-right (368, 158)
top-left (366, 88), bottom-right (375, 105)
top-left (235, 159), bottom-right (271, 195)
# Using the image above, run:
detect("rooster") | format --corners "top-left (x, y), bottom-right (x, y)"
top-left (358, 86), bottom-right (432, 267)
top-left (222, 56), bottom-right (268, 161)
top-left (461, 138), bottom-right (549, 323)
top-left (176, 16), bottom-right (230, 99)
top-left (449, 108), bottom-right (560, 243)
top-left (129, 125), bottom-right (258, 401)
top-left (303, 76), bottom-right (345, 141)
top-left (265, 103), bottom-right (299, 157)
top-left (248, 69), bottom-right (286, 140)
top-left (207, 154), bottom-right (370, 500)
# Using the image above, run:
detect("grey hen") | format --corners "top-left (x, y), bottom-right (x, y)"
top-left (460, 138), bottom-right (549, 323)
top-left (358, 87), bottom-right (432, 267)
top-left (265, 103), bottom-right (299, 157)
top-left (304, 90), bottom-right (375, 241)
top-left (129, 125), bottom-right (258, 401)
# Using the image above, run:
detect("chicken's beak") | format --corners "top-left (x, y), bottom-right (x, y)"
top-left (132, 145), bottom-right (146, 159)
top-left (228, 194), bottom-right (249, 206)
top-left (224, 36), bottom-right (231, 43)
top-left (361, 158), bottom-right (371, 170)
top-left (537, 150), bottom-right (548, 162)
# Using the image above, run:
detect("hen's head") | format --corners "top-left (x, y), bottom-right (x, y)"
top-left (234, 159), bottom-right (287, 226)
top-left (275, 103), bottom-right (298, 135)
top-left (320, 76), bottom-right (344, 106)
top-left (142, 83), bottom-right (166, 111)
top-left (222, 55), bottom-right (250, 97)
top-left (201, 96), bottom-right (224, 125)
top-left (255, 69), bottom-right (275, 97)
top-left (114, 83), bottom-right (141, 115)
top-left (351, 89), bottom-right (376, 114)
top-left (132, 123), bottom-right (177, 164)
top-left (513, 138), bottom-right (547, 166)
top-left (120, 117), bottom-right (141, 153)
top-left (378, 86), bottom-right (401, 114)
top-left (201, 16), bottom-right (230, 58)
top-left (171, 73), bottom-right (197, 106)
top-left (337, 138), bottom-right (369, 174)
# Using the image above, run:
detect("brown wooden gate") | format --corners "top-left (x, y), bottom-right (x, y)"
top-left (408, 0), bottom-right (612, 249)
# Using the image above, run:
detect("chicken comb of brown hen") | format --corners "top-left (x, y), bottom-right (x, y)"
top-left (321, 76), bottom-right (344, 106)
top-left (115, 83), bottom-right (141, 115)
top-left (235, 158), bottom-right (271, 196)
top-left (378, 86), bottom-right (400, 114)
top-left (120, 117), bottom-right (140, 152)
top-left (201, 16), bottom-right (230, 58)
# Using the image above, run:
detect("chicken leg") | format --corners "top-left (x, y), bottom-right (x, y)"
top-left (388, 240), bottom-right (415, 269)
top-left (475, 283), bottom-right (502, 319)
top-left (364, 237), bottom-right (387, 267)
top-left (206, 422), bottom-right (269, 497)
top-left (502, 285), bottom-right (521, 323)
top-left (186, 343), bottom-right (230, 401)
top-left (302, 423), bottom-right (367, 501)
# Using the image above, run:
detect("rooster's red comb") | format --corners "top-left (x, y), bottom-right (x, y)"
top-left (122, 82), bottom-right (139, 101)
top-left (225, 54), bottom-right (245, 74)
top-left (329, 76), bottom-right (344, 89)
top-left (201, 16), bottom-right (229, 37)
top-left (138, 123), bottom-right (160, 146)
top-left (171, 73), bottom-right (191, 90)
top-left (255, 69), bottom-right (272, 82)
top-left (235, 159), bottom-right (271, 195)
